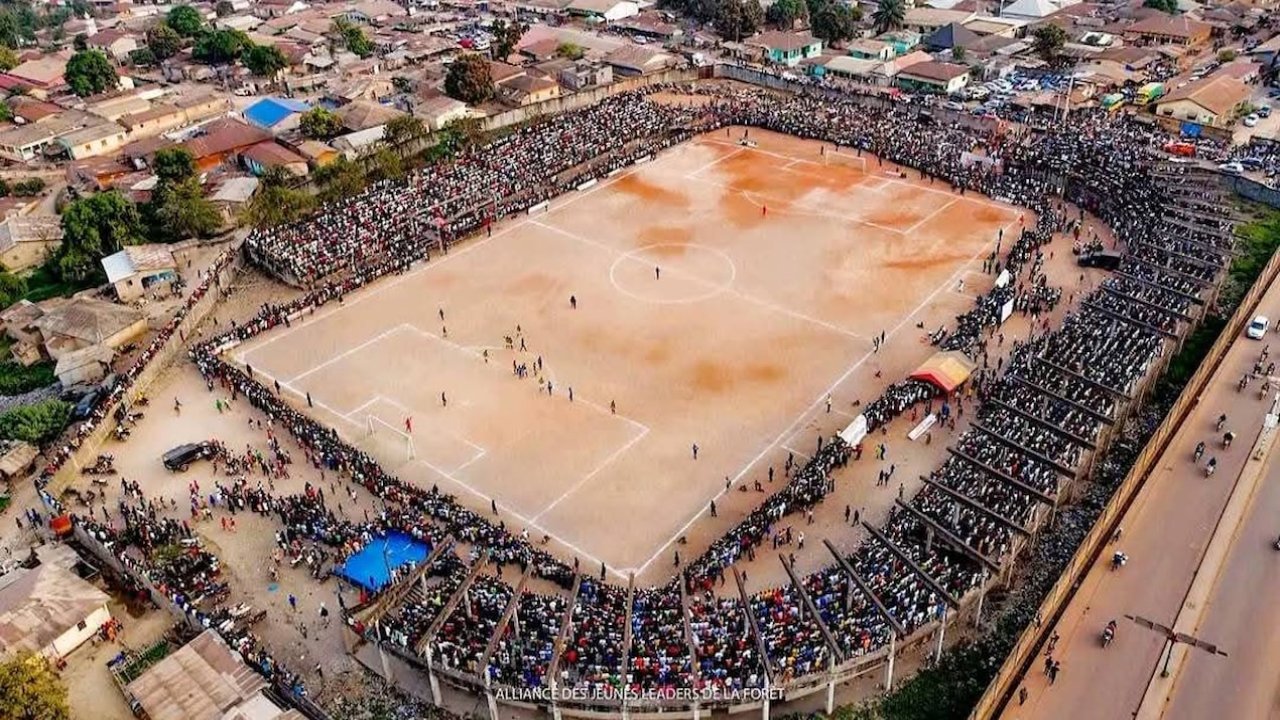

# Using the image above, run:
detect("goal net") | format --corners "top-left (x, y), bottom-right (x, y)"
top-left (358, 415), bottom-right (416, 471)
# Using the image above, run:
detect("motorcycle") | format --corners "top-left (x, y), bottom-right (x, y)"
top-left (1274, 535), bottom-right (1280, 551)
top-left (1217, 414), bottom-right (1228, 431)
top-left (1110, 551), bottom-right (1128, 571)
top-left (1194, 442), bottom-right (1205, 462)
top-left (1205, 458), bottom-right (1217, 477)
top-left (1102, 622), bottom-right (1116, 648)
top-left (1224, 432), bottom-right (1235, 449)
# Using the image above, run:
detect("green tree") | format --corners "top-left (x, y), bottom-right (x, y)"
top-left (64, 50), bottom-right (117, 97)
top-left (299, 106), bottom-right (343, 139)
top-left (0, 270), bottom-right (26, 308)
top-left (243, 43), bottom-right (287, 77)
top-left (166, 4), bottom-right (204, 37)
top-left (215, 0), bottom-right (235, 17)
top-left (0, 399), bottom-right (71, 444)
top-left (714, 0), bottom-right (763, 41)
top-left (0, 13), bottom-right (21, 48)
top-left (72, 32), bottom-right (87, 51)
top-left (57, 190), bottom-right (144, 281)
top-left (384, 114), bottom-right (426, 147)
top-left (314, 156), bottom-right (366, 204)
top-left (146, 23), bottom-right (182, 60)
top-left (1031, 24), bottom-right (1068, 65)
top-left (1143, 0), bottom-right (1178, 13)
top-left (242, 166), bottom-right (313, 229)
top-left (0, 100), bottom-right (10, 123)
top-left (153, 147), bottom-right (196, 184)
top-left (766, 0), bottom-right (808, 30)
top-left (0, 653), bottom-right (69, 720)
top-left (489, 18), bottom-right (527, 60)
top-left (193, 28), bottom-right (250, 63)
top-left (12, 178), bottom-right (44, 196)
top-left (951, 45), bottom-right (967, 62)
top-left (0, 45), bottom-right (17, 71)
top-left (367, 146), bottom-right (404, 183)
top-left (1218, 48), bottom-right (1237, 62)
top-left (444, 54), bottom-right (494, 104)
top-left (811, 1), bottom-right (857, 44)
top-left (331, 18), bottom-right (373, 58)
top-left (556, 41), bottom-right (584, 60)
top-left (155, 176), bottom-right (220, 239)
top-left (872, 0), bottom-right (906, 34)
top-left (128, 47), bottom-right (156, 66)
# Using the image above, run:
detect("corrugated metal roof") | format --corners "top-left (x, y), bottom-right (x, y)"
top-left (0, 563), bottom-right (110, 655)
top-left (127, 630), bottom-right (270, 720)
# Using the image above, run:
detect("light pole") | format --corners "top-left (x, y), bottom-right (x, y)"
top-left (1125, 614), bottom-right (1228, 678)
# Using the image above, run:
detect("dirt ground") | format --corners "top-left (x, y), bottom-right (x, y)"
top-left (232, 128), bottom-right (1023, 583)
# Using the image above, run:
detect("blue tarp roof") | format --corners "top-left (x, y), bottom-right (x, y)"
top-left (243, 97), bottom-right (311, 129)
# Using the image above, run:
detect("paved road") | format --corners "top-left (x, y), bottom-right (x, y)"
top-left (1161, 415), bottom-right (1280, 720)
top-left (1002, 273), bottom-right (1280, 720)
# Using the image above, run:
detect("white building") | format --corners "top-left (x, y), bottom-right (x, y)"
top-left (0, 563), bottom-right (111, 660)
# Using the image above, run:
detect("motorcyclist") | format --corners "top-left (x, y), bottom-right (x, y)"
top-left (1104, 619), bottom-right (1117, 642)
top-left (1194, 441), bottom-right (1205, 461)
top-left (1217, 413), bottom-right (1228, 430)
top-left (1206, 457), bottom-right (1218, 476)
top-left (1111, 551), bottom-right (1127, 569)
top-left (1224, 431), bottom-right (1236, 449)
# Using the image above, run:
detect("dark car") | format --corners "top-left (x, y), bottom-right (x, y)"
top-left (162, 443), bottom-right (212, 472)
top-left (1078, 250), bottom-right (1122, 270)
top-left (72, 388), bottom-right (106, 421)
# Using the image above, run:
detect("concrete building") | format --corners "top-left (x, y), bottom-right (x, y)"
top-left (0, 215), bottom-right (64, 273)
top-left (565, 0), bottom-right (639, 22)
top-left (57, 119), bottom-right (129, 160)
top-left (32, 297), bottom-right (147, 359)
top-left (241, 141), bottom-right (310, 176)
top-left (102, 244), bottom-right (178, 302)
top-left (1124, 15), bottom-right (1212, 47)
top-left (413, 93), bottom-right (469, 130)
top-left (895, 60), bottom-right (970, 93)
top-left (126, 630), bottom-right (304, 720)
top-left (0, 562), bottom-right (111, 659)
top-left (1154, 74), bottom-right (1250, 129)
top-left (54, 343), bottom-right (114, 386)
top-left (746, 31), bottom-right (823, 66)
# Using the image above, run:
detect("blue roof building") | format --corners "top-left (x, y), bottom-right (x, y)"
top-left (242, 97), bottom-right (311, 132)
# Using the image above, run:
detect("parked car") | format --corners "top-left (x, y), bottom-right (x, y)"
top-left (1259, 105), bottom-right (1273, 118)
top-left (1219, 161), bottom-right (1245, 174)
top-left (1247, 315), bottom-right (1270, 340)
top-left (163, 442), bottom-right (214, 472)
top-left (1244, 114), bottom-right (1260, 127)
top-left (944, 100), bottom-right (965, 111)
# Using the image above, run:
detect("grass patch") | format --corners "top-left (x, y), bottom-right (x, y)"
top-left (0, 338), bottom-right (55, 396)
top-left (20, 262), bottom-right (99, 304)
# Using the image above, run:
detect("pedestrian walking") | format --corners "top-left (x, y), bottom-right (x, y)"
top-left (692, 443), bottom-right (699, 460)
top-left (289, 594), bottom-right (298, 612)
top-left (441, 392), bottom-right (447, 407)
top-left (306, 392), bottom-right (313, 408)
top-left (405, 417), bottom-right (413, 434)
top-left (570, 295), bottom-right (577, 309)
top-left (709, 500), bottom-right (717, 517)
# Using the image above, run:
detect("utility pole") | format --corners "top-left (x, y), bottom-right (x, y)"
top-left (1126, 614), bottom-right (1227, 678)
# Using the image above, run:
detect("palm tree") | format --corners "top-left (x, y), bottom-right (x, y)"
top-left (872, 0), bottom-right (906, 34)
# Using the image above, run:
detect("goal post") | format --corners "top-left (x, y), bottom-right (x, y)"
top-left (366, 414), bottom-right (416, 460)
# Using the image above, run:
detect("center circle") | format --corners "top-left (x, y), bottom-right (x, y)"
top-left (609, 243), bottom-right (737, 304)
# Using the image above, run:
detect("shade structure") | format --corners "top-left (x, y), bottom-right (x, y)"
top-left (909, 351), bottom-right (976, 393)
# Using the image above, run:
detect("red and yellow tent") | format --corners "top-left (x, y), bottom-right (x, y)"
top-left (909, 351), bottom-right (976, 393)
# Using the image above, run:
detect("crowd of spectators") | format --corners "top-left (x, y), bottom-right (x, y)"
top-left (170, 86), bottom-right (1239, 704)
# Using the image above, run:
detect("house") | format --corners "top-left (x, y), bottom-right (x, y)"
top-left (997, 0), bottom-right (1074, 22)
top-left (0, 439), bottom-right (37, 481)
top-left (520, 38), bottom-right (563, 63)
top-left (1124, 15), bottom-right (1212, 47)
top-left (848, 39), bottom-right (894, 61)
top-left (182, 118), bottom-right (274, 170)
top-left (0, 562), bottom-right (111, 659)
top-left (32, 297), bottom-right (147, 359)
top-left (209, 176), bottom-right (260, 224)
top-left (923, 23), bottom-right (980, 53)
top-left (565, 0), bottom-right (640, 22)
top-left (746, 31), bottom-right (822, 66)
top-left (878, 30), bottom-right (923, 56)
top-left (0, 300), bottom-right (47, 364)
top-left (1154, 74), bottom-right (1250, 128)
top-left (331, 126), bottom-right (385, 157)
top-left (241, 141), bottom-right (309, 176)
top-left (331, 76), bottom-right (396, 103)
top-left (242, 97), bottom-right (311, 133)
top-left (7, 97), bottom-right (62, 124)
top-left (86, 28), bottom-right (139, 62)
top-left (127, 630), bottom-right (304, 720)
top-left (57, 119), bottom-right (128, 160)
top-left (119, 89), bottom-right (229, 140)
top-left (341, 0), bottom-right (409, 25)
top-left (1212, 60), bottom-right (1261, 84)
top-left (902, 8), bottom-right (976, 33)
top-left (54, 344), bottom-right (114, 386)
top-left (291, 139), bottom-right (339, 167)
top-left (2, 54), bottom-right (69, 99)
top-left (102, 244), bottom-right (178, 303)
top-left (895, 60), bottom-right (970, 93)
top-left (499, 75), bottom-right (561, 106)
top-left (559, 60), bottom-right (614, 90)
top-left (0, 215), bottom-right (64, 272)
top-left (334, 99), bottom-right (405, 132)
top-left (413, 93), bottom-right (469, 130)
top-left (818, 56), bottom-right (883, 82)
top-left (0, 112), bottom-right (88, 162)
top-left (603, 44), bottom-right (674, 76)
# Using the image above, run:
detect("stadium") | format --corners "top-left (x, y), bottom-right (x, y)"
top-left (40, 67), bottom-right (1255, 720)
